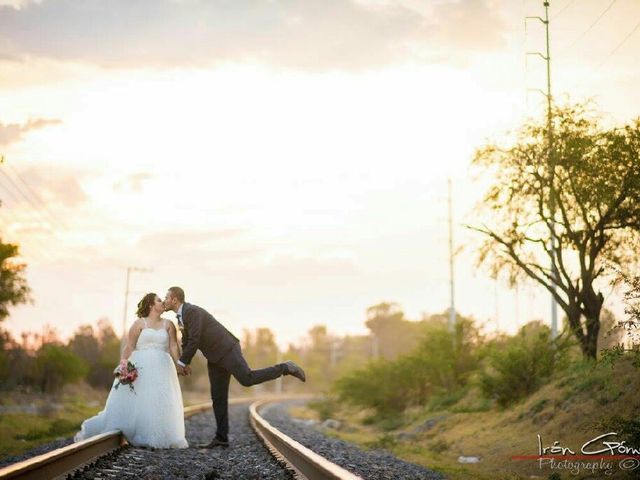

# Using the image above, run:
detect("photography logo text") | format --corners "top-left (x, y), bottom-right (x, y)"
top-left (511, 432), bottom-right (640, 475)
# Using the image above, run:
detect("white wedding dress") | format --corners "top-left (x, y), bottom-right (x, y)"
top-left (74, 319), bottom-right (188, 448)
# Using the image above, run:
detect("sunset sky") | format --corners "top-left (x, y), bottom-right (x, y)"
top-left (0, 0), bottom-right (638, 347)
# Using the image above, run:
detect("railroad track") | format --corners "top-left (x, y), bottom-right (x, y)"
top-left (0, 397), bottom-right (362, 480)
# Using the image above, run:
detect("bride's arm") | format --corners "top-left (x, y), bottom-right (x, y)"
top-left (168, 321), bottom-right (181, 364)
top-left (121, 319), bottom-right (142, 361)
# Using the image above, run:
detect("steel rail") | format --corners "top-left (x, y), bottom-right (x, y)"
top-left (1, 397), bottom-right (358, 480)
top-left (0, 399), bottom-right (244, 480)
top-left (249, 399), bottom-right (363, 480)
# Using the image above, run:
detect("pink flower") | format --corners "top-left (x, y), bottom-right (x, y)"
top-left (113, 360), bottom-right (139, 392)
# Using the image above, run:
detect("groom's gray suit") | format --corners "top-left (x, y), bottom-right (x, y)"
top-left (178, 302), bottom-right (286, 443)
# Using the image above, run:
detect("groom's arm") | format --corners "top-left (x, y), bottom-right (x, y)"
top-left (179, 308), bottom-right (205, 366)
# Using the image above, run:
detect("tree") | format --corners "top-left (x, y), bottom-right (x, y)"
top-left (611, 269), bottom-right (640, 349)
top-left (365, 302), bottom-right (424, 359)
top-left (0, 239), bottom-right (32, 320)
top-left (469, 103), bottom-right (640, 359)
top-left (300, 325), bottom-right (334, 391)
top-left (34, 344), bottom-right (88, 393)
top-left (335, 315), bottom-right (483, 415)
top-left (597, 308), bottom-right (625, 353)
top-left (241, 327), bottom-right (279, 392)
top-left (69, 324), bottom-right (100, 363)
top-left (69, 319), bottom-right (122, 388)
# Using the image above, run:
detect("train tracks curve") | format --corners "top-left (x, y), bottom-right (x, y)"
top-left (0, 397), bottom-right (362, 480)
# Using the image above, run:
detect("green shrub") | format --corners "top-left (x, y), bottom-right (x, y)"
top-left (603, 416), bottom-right (640, 445)
top-left (426, 388), bottom-right (467, 412)
top-left (600, 343), bottom-right (640, 369)
top-left (334, 359), bottom-right (410, 414)
top-left (365, 433), bottom-right (397, 450)
top-left (429, 438), bottom-right (450, 453)
top-left (34, 344), bottom-right (89, 393)
top-left (48, 418), bottom-right (79, 436)
top-left (478, 322), bottom-right (567, 407)
top-left (377, 416), bottom-right (407, 431)
top-left (334, 317), bottom-right (482, 415)
top-left (15, 418), bottom-right (80, 441)
top-left (308, 398), bottom-right (337, 421)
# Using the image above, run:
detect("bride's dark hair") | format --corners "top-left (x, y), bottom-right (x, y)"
top-left (136, 293), bottom-right (157, 318)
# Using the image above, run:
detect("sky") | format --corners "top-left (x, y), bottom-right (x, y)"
top-left (0, 0), bottom-right (638, 348)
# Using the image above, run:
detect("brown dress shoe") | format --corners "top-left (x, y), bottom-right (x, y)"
top-left (283, 360), bottom-right (306, 382)
top-left (198, 438), bottom-right (229, 448)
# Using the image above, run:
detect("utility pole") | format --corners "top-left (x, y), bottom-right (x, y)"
top-left (330, 340), bottom-right (338, 368)
top-left (371, 334), bottom-right (379, 359)
top-left (526, 0), bottom-right (558, 339)
top-left (0, 155), bottom-right (4, 210)
top-left (121, 266), bottom-right (152, 354)
top-left (494, 277), bottom-right (499, 333)
top-left (447, 178), bottom-right (456, 335)
top-left (275, 349), bottom-right (283, 395)
top-left (515, 283), bottom-right (521, 328)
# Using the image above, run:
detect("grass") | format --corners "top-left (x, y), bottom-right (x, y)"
top-left (0, 386), bottom-right (102, 460)
top-left (299, 355), bottom-right (640, 480)
top-left (0, 382), bottom-right (229, 462)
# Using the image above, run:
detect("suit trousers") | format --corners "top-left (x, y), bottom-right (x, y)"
top-left (207, 343), bottom-right (285, 441)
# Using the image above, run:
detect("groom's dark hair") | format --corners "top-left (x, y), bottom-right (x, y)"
top-left (168, 286), bottom-right (185, 303)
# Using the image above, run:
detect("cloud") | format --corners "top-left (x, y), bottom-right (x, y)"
top-left (9, 165), bottom-right (88, 207)
top-left (113, 172), bottom-right (154, 193)
top-left (0, 118), bottom-right (62, 146)
top-left (255, 254), bottom-right (360, 281)
top-left (0, 0), bottom-right (508, 70)
top-left (139, 229), bottom-right (248, 251)
top-left (430, 0), bottom-right (506, 52)
top-left (132, 229), bottom-right (256, 266)
top-left (0, 0), bottom-right (41, 8)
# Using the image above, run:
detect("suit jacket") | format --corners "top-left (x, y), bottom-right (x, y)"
top-left (179, 302), bottom-right (239, 365)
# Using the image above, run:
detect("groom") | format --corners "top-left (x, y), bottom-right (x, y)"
top-left (164, 286), bottom-right (306, 448)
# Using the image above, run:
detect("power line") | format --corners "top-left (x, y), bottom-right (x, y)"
top-left (5, 174), bottom-right (61, 231)
top-left (0, 215), bottom-right (52, 259)
top-left (0, 154), bottom-right (72, 236)
top-left (0, 168), bottom-right (57, 234)
top-left (554, 0), bottom-right (578, 19)
top-left (0, 158), bottom-right (58, 261)
top-left (0, 174), bottom-right (29, 213)
top-left (4, 163), bottom-right (72, 232)
top-left (0, 212), bottom-right (51, 262)
top-left (573, 17), bottom-right (640, 94)
top-left (559, 0), bottom-right (619, 55)
top-left (595, 18), bottom-right (640, 69)
top-left (0, 174), bottom-right (57, 258)
top-left (0, 177), bottom-right (52, 240)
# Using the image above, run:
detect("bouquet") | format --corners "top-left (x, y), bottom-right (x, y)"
top-left (113, 359), bottom-right (139, 392)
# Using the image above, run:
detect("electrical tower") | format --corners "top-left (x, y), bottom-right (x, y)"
top-left (121, 266), bottom-right (153, 354)
top-left (526, 1), bottom-right (559, 339)
top-left (447, 178), bottom-right (456, 334)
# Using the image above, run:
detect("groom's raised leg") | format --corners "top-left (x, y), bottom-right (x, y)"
top-left (220, 344), bottom-right (285, 387)
top-left (207, 362), bottom-right (231, 444)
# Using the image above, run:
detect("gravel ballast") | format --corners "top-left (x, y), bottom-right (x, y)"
top-left (2, 399), bottom-right (448, 479)
top-left (71, 401), bottom-right (293, 479)
top-left (2, 402), bottom-right (293, 480)
top-left (259, 400), bottom-right (447, 480)
top-left (0, 438), bottom-right (74, 469)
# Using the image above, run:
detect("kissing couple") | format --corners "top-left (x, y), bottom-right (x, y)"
top-left (74, 286), bottom-right (306, 448)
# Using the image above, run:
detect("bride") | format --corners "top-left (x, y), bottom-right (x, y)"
top-left (74, 293), bottom-right (188, 448)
